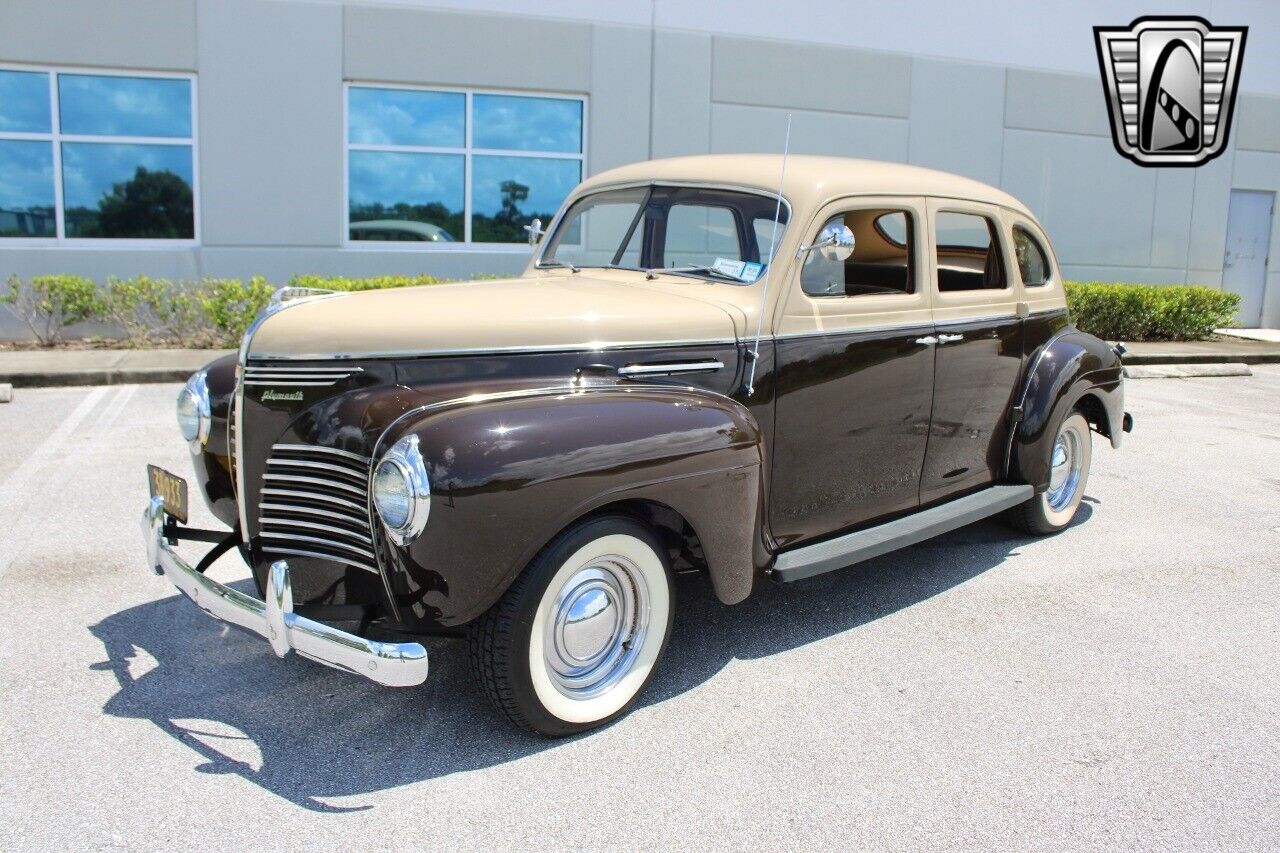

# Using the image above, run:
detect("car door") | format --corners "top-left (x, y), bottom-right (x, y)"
top-left (919, 199), bottom-right (1025, 505)
top-left (769, 197), bottom-right (935, 548)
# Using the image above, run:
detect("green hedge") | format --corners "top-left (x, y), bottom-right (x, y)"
top-left (1064, 281), bottom-right (1239, 342)
top-left (1, 274), bottom-right (1240, 347)
top-left (1, 274), bottom-right (448, 347)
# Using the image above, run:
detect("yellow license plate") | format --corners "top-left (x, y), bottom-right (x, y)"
top-left (147, 464), bottom-right (190, 524)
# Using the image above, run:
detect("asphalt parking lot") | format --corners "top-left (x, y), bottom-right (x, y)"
top-left (1, 368), bottom-right (1277, 850)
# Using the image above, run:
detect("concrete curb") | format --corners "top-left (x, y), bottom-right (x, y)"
top-left (0, 383), bottom-right (11, 403)
top-left (2, 368), bottom-right (200, 388)
top-left (1124, 363), bottom-right (1252, 379)
top-left (1122, 351), bottom-right (1280, 365)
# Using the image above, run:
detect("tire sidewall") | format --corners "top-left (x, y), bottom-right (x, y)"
top-left (1039, 410), bottom-right (1092, 529)
top-left (508, 516), bottom-right (674, 737)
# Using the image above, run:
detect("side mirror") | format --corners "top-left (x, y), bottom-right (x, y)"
top-left (798, 222), bottom-right (855, 262)
top-left (524, 217), bottom-right (545, 246)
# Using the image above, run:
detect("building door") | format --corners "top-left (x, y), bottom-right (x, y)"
top-left (1223, 190), bottom-right (1274, 327)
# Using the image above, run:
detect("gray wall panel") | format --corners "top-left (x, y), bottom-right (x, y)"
top-left (197, 0), bottom-right (343, 248)
top-left (710, 104), bottom-right (909, 162)
top-left (0, 0), bottom-right (196, 70)
top-left (344, 6), bottom-right (591, 93)
top-left (1000, 129), bottom-right (1155, 268)
top-left (1060, 264), bottom-right (1192, 285)
top-left (1150, 170), bottom-right (1195, 274)
top-left (1236, 94), bottom-right (1280, 153)
top-left (651, 30), bottom-right (711, 158)
top-left (1186, 150), bottom-right (1236, 272)
top-left (589, 25), bottom-right (651, 173)
top-left (1005, 69), bottom-right (1109, 137)
top-left (908, 58), bottom-right (1004, 186)
top-left (712, 37), bottom-right (910, 118)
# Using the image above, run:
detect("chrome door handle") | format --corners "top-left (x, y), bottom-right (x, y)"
top-left (913, 336), bottom-right (938, 346)
top-left (938, 334), bottom-right (964, 344)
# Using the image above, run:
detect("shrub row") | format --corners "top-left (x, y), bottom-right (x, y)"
top-left (1064, 281), bottom-right (1239, 342)
top-left (1, 274), bottom-right (1240, 347)
top-left (1, 274), bottom-right (446, 347)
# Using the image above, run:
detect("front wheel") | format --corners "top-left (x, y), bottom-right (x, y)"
top-left (1008, 410), bottom-right (1092, 535)
top-left (468, 515), bottom-right (674, 737)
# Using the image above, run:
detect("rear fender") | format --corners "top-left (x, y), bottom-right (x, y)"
top-left (1012, 329), bottom-right (1124, 491)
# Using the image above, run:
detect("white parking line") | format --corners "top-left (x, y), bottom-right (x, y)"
top-left (0, 386), bottom-right (119, 580)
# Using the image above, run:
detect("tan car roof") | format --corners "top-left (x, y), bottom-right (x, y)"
top-left (575, 154), bottom-right (1035, 219)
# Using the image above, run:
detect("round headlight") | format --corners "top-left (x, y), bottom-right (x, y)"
top-left (176, 370), bottom-right (210, 447)
top-left (372, 434), bottom-right (430, 545)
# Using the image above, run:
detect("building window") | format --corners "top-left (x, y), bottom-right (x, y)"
top-left (0, 66), bottom-right (197, 242)
top-left (345, 84), bottom-right (585, 247)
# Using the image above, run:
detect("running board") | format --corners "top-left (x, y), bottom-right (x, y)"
top-left (771, 484), bottom-right (1034, 583)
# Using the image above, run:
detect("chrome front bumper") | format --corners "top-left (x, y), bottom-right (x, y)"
top-left (141, 496), bottom-right (429, 687)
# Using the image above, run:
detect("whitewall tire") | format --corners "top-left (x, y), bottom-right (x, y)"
top-left (1009, 410), bottom-right (1093, 535)
top-left (469, 515), bottom-right (674, 737)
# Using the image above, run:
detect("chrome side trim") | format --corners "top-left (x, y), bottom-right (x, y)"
top-left (932, 313), bottom-right (1019, 328)
top-left (618, 360), bottom-right (724, 377)
top-left (246, 337), bottom-right (740, 362)
top-left (142, 497), bottom-right (426, 686)
top-left (773, 320), bottom-right (936, 341)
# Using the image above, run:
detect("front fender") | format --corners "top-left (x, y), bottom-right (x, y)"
top-left (385, 383), bottom-right (765, 627)
top-left (1012, 328), bottom-right (1124, 491)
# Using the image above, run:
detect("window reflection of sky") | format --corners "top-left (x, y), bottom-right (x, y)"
top-left (61, 142), bottom-right (193, 210)
top-left (473, 95), bottom-right (582, 153)
top-left (59, 75), bottom-right (191, 138)
top-left (0, 70), bottom-right (51, 133)
top-left (0, 140), bottom-right (55, 210)
top-left (349, 150), bottom-right (463, 211)
top-left (348, 88), bottom-right (464, 147)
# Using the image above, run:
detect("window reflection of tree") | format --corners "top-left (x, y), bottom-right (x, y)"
top-left (472, 178), bottom-right (558, 243)
top-left (65, 166), bottom-right (194, 239)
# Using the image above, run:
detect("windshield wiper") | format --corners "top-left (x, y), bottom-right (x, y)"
top-left (645, 265), bottom-right (744, 282)
top-left (535, 259), bottom-right (580, 273)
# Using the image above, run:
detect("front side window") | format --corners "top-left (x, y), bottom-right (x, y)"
top-left (346, 85), bottom-right (585, 245)
top-left (801, 209), bottom-right (914, 297)
top-left (1012, 226), bottom-right (1051, 286)
top-left (0, 67), bottom-right (195, 241)
top-left (934, 211), bottom-right (1006, 292)
top-left (541, 185), bottom-right (789, 282)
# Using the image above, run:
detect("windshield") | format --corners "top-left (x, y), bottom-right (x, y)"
top-left (539, 185), bottom-right (789, 283)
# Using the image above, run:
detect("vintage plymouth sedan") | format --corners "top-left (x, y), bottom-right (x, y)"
top-left (143, 155), bottom-right (1131, 736)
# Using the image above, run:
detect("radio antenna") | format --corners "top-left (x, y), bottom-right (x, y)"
top-left (745, 113), bottom-right (791, 397)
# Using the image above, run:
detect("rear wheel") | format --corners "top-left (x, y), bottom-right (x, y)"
top-left (468, 515), bottom-right (674, 737)
top-left (1009, 410), bottom-right (1092, 535)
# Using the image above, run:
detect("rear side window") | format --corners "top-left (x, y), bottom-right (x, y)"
top-left (801, 208), bottom-right (914, 297)
top-left (1013, 226), bottom-right (1051, 286)
top-left (934, 211), bottom-right (1006, 291)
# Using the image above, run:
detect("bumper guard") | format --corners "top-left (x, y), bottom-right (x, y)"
top-left (141, 496), bottom-right (428, 687)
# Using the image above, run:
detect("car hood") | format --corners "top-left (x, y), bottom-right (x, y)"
top-left (246, 274), bottom-right (745, 358)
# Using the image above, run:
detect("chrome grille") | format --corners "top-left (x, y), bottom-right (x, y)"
top-left (243, 363), bottom-right (363, 387)
top-left (258, 443), bottom-right (378, 574)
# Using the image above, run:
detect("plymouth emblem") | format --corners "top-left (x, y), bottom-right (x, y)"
top-left (261, 389), bottom-right (305, 402)
top-left (1094, 16), bottom-right (1246, 167)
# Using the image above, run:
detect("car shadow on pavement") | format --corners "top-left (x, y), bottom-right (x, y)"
top-left (89, 505), bottom-right (1090, 812)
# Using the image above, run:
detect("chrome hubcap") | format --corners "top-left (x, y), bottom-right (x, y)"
top-left (545, 557), bottom-right (649, 699)
top-left (1046, 425), bottom-right (1083, 511)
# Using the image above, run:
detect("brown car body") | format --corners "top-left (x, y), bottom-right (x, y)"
top-left (182, 155), bottom-right (1125, 638)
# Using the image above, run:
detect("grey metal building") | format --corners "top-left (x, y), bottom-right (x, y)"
top-left (2, 0), bottom-right (1279, 337)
